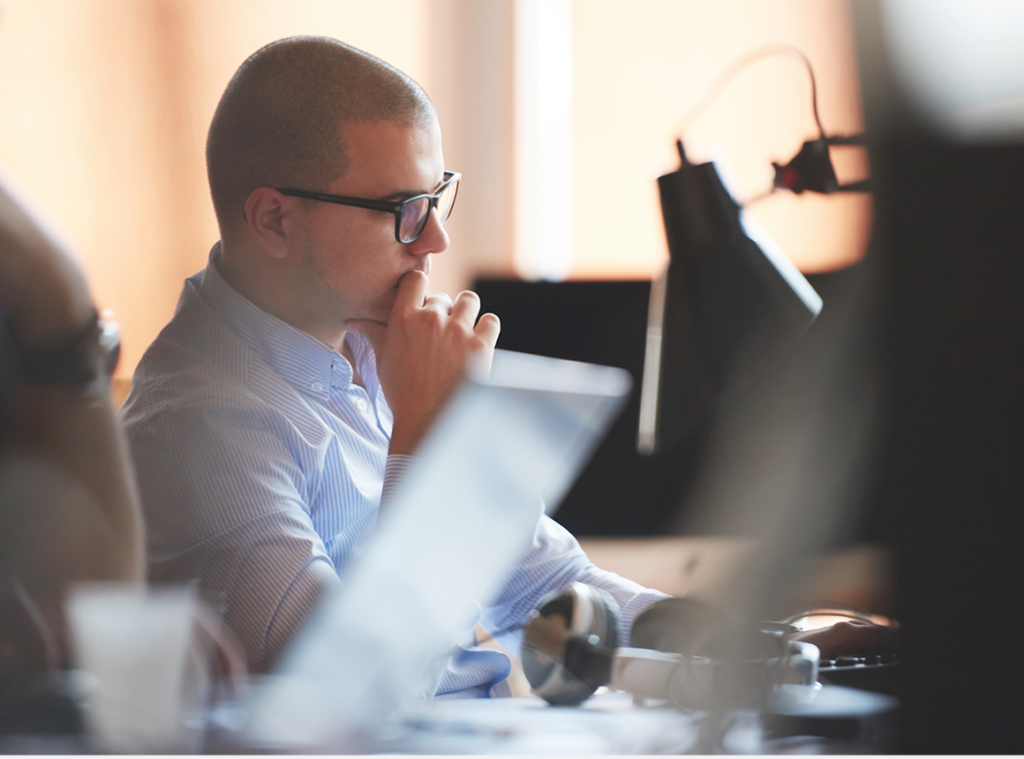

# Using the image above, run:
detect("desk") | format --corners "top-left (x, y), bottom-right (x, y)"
top-left (295, 688), bottom-right (894, 754)
top-left (353, 692), bottom-right (699, 755)
top-left (0, 685), bottom-right (896, 755)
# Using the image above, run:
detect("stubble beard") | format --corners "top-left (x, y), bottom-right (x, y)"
top-left (301, 239), bottom-right (394, 328)
top-left (300, 239), bottom-right (353, 331)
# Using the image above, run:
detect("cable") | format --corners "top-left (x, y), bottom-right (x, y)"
top-left (675, 43), bottom-right (825, 141)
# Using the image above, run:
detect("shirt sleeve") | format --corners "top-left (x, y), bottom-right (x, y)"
top-left (381, 453), bottom-right (416, 506)
top-left (126, 400), bottom-right (340, 673)
top-left (478, 513), bottom-right (669, 654)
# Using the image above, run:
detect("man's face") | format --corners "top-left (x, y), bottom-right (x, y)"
top-left (289, 116), bottom-right (449, 331)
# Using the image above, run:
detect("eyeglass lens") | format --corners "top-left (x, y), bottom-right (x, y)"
top-left (398, 179), bottom-right (458, 243)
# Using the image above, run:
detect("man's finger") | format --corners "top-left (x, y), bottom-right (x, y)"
top-left (346, 319), bottom-right (387, 354)
top-left (394, 270), bottom-right (429, 313)
top-left (424, 292), bottom-right (454, 314)
top-left (450, 290), bottom-right (481, 327)
top-left (474, 312), bottom-right (501, 347)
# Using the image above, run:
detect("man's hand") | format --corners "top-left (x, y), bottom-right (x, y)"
top-left (346, 270), bottom-right (500, 455)
top-left (792, 619), bottom-right (898, 661)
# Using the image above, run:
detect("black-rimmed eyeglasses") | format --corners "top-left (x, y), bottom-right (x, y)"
top-left (277, 171), bottom-right (460, 244)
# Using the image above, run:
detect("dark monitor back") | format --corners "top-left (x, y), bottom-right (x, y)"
top-left (473, 279), bottom-right (707, 536)
top-left (475, 272), bottom-right (859, 539)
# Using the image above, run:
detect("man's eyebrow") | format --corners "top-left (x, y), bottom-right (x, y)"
top-left (380, 189), bottom-right (426, 202)
top-left (379, 177), bottom-right (446, 202)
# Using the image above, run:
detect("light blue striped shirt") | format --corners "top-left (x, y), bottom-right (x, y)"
top-left (123, 245), bottom-right (666, 697)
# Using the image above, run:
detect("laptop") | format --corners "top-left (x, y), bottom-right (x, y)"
top-left (244, 349), bottom-right (631, 750)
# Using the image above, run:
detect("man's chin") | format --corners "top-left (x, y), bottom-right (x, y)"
top-left (346, 316), bottom-right (388, 329)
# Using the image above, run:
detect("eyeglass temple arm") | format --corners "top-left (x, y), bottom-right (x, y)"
top-left (275, 189), bottom-right (400, 213)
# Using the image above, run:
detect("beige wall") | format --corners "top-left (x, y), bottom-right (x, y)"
top-left (427, 0), bottom-right (517, 299)
top-left (0, 0), bottom-right (867, 380)
top-left (0, 0), bottom-right (431, 378)
top-left (572, 0), bottom-right (870, 279)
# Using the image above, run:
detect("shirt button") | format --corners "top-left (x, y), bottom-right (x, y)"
top-left (311, 381), bottom-right (323, 392)
top-left (355, 398), bottom-right (369, 413)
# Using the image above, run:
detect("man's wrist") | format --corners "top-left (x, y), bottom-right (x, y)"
top-left (387, 424), bottom-right (428, 456)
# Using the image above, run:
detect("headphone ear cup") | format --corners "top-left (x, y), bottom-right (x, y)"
top-left (577, 583), bottom-right (620, 651)
top-left (522, 583), bottom-right (621, 706)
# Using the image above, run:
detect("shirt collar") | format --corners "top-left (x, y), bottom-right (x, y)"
top-left (196, 243), bottom-right (378, 397)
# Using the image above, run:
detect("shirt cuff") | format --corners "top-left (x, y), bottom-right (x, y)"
top-left (381, 453), bottom-right (416, 506)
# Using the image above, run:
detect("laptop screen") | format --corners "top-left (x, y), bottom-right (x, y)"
top-left (245, 349), bottom-right (631, 749)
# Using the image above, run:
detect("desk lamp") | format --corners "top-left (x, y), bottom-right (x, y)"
top-left (637, 138), bottom-right (824, 454)
top-left (638, 45), bottom-right (870, 454)
top-left (630, 44), bottom-right (883, 751)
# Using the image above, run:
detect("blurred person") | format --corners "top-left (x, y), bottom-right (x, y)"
top-left (0, 167), bottom-right (144, 686)
top-left (0, 0), bottom-right (243, 702)
top-left (0, 169), bottom-right (244, 709)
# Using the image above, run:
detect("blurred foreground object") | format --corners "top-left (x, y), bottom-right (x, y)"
top-left (0, 165), bottom-right (144, 696)
top-left (854, 0), bottom-right (1024, 751)
top-left (66, 584), bottom-right (239, 754)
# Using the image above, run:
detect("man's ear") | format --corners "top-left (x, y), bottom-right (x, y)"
top-left (244, 188), bottom-right (296, 260)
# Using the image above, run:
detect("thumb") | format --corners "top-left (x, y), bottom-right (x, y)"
top-left (346, 319), bottom-right (387, 355)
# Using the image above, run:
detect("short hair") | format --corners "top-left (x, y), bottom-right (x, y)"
top-left (206, 36), bottom-right (435, 233)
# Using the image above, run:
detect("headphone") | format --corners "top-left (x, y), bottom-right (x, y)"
top-left (521, 583), bottom-right (619, 705)
top-left (522, 586), bottom-right (819, 708)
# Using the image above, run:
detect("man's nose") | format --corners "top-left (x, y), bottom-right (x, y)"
top-left (407, 208), bottom-right (449, 257)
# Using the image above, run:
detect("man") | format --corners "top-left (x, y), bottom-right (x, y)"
top-left (123, 36), bottom-right (666, 697)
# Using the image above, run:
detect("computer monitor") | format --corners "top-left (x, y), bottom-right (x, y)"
top-left (472, 279), bottom-right (703, 537)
